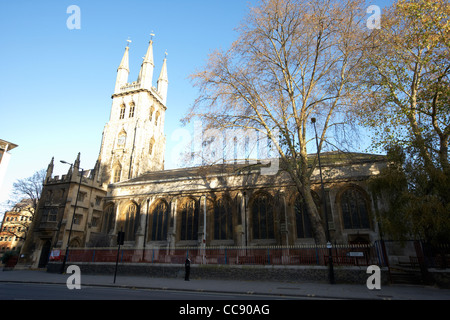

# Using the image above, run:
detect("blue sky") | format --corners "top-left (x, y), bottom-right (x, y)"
top-left (0, 0), bottom-right (254, 211)
top-left (0, 0), bottom-right (393, 214)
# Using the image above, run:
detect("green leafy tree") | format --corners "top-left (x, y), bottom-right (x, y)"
top-left (358, 0), bottom-right (450, 244)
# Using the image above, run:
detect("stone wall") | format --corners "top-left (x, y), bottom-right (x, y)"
top-left (47, 262), bottom-right (389, 285)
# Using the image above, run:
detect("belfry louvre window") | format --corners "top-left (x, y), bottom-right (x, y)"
top-left (151, 201), bottom-right (169, 241)
top-left (149, 106), bottom-right (154, 121)
top-left (252, 194), bottom-right (274, 239)
top-left (214, 198), bottom-right (233, 240)
top-left (119, 105), bottom-right (126, 119)
top-left (341, 188), bottom-right (370, 229)
top-left (113, 166), bottom-right (121, 183)
top-left (129, 103), bottom-right (135, 118)
top-left (149, 138), bottom-right (155, 156)
top-left (180, 199), bottom-right (198, 241)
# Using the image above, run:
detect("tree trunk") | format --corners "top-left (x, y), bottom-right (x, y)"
top-left (302, 183), bottom-right (327, 244)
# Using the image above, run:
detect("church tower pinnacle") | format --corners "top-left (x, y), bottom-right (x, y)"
top-left (114, 42), bottom-right (130, 93)
top-left (157, 53), bottom-right (168, 105)
top-left (138, 35), bottom-right (155, 90)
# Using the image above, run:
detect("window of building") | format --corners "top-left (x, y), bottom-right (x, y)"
top-left (91, 217), bottom-right (99, 228)
top-left (151, 201), bottom-right (169, 241)
top-left (74, 214), bottom-right (83, 225)
top-left (149, 138), bottom-right (155, 156)
top-left (251, 193), bottom-right (274, 239)
top-left (149, 106), bottom-right (154, 121)
top-left (77, 192), bottom-right (87, 202)
top-left (294, 195), bottom-right (313, 238)
top-left (102, 204), bottom-right (115, 234)
top-left (341, 188), bottom-right (370, 229)
top-left (119, 104), bottom-right (126, 119)
top-left (119, 203), bottom-right (138, 241)
top-left (155, 111), bottom-right (160, 126)
top-left (117, 132), bottom-right (126, 148)
top-left (129, 102), bottom-right (135, 118)
top-left (113, 165), bottom-right (121, 183)
top-left (180, 199), bottom-right (198, 241)
top-left (214, 197), bottom-right (233, 240)
top-left (41, 208), bottom-right (57, 222)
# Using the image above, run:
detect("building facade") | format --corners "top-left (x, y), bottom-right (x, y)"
top-left (104, 154), bottom-right (386, 250)
top-left (20, 39), bottom-right (387, 269)
top-left (0, 139), bottom-right (18, 192)
top-left (0, 199), bottom-right (33, 259)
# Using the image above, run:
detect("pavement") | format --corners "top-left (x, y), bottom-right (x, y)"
top-left (1, 269), bottom-right (450, 300)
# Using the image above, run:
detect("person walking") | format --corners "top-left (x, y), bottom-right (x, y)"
top-left (185, 257), bottom-right (191, 281)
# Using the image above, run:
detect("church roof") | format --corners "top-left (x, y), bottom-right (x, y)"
top-left (112, 151), bottom-right (386, 186)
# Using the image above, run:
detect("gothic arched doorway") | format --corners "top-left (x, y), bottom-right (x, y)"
top-left (38, 240), bottom-right (51, 268)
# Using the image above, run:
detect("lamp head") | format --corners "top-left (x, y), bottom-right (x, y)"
top-left (311, 117), bottom-right (316, 124)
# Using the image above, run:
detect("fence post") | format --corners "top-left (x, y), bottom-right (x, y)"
top-left (267, 248), bottom-right (270, 265)
top-left (92, 249), bottom-right (95, 263)
top-left (315, 246), bottom-right (319, 265)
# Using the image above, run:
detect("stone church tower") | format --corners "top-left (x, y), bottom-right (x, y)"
top-left (97, 38), bottom-right (168, 184)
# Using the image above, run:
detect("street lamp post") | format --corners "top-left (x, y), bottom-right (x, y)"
top-left (60, 160), bottom-right (84, 274)
top-left (311, 118), bottom-right (335, 284)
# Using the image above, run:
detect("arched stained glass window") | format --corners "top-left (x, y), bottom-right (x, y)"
top-left (341, 188), bottom-right (370, 229)
top-left (117, 203), bottom-right (138, 241)
top-left (294, 196), bottom-right (313, 238)
top-left (180, 199), bottom-right (198, 241)
top-left (102, 204), bottom-right (115, 234)
top-left (251, 193), bottom-right (274, 239)
top-left (214, 197), bottom-right (233, 240)
top-left (151, 201), bottom-right (169, 241)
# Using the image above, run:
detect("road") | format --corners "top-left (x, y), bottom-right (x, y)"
top-left (0, 282), bottom-right (299, 300)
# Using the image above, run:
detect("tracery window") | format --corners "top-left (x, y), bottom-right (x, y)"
top-left (251, 193), bottom-right (274, 239)
top-left (117, 132), bottom-right (126, 148)
top-left (118, 203), bottom-right (138, 241)
top-left (129, 102), bottom-right (135, 118)
top-left (102, 204), bottom-right (115, 234)
top-left (180, 199), bottom-right (198, 241)
top-left (113, 165), bottom-right (121, 183)
top-left (119, 104), bottom-right (126, 119)
top-left (151, 201), bottom-right (169, 241)
top-left (214, 197), bottom-right (233, 240)
top-left (294, 195), bottom-right (313, 238)
top-left (341, 188), bottom-right (370, 229)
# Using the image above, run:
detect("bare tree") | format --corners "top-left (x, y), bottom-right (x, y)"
top-left (184, 0), bottom-right (369, 244)
top-left (9, 169), bottom-right (45, 212)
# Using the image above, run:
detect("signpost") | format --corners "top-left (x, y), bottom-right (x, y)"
top-left (113, 231), bottom-right (125, 284)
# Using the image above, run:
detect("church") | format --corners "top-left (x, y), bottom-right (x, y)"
top-left (20, 38), bottom-right (387, 269)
